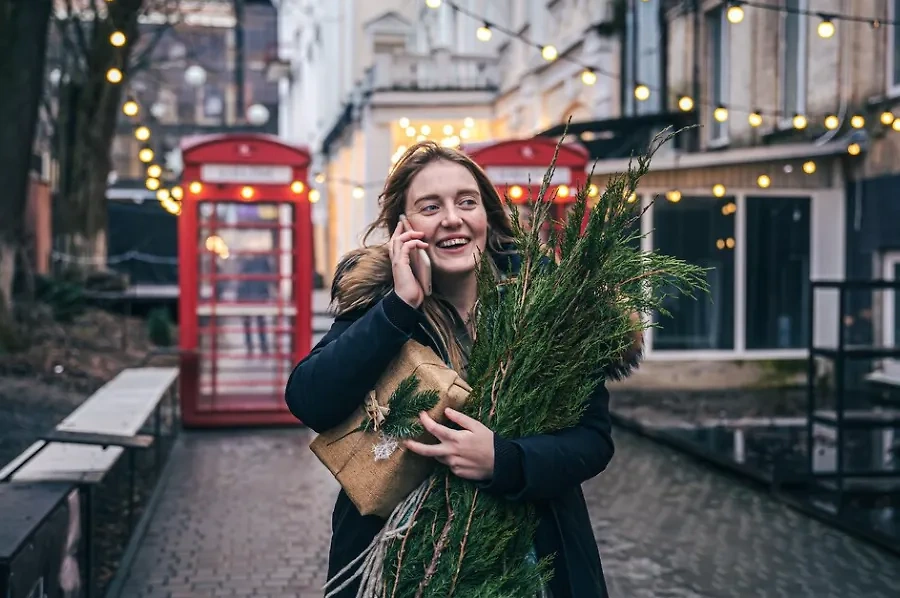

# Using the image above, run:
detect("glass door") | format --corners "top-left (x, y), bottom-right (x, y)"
top-left (195, 201), bottom-right (296, 412)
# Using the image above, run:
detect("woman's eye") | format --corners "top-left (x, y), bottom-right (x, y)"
top-left (421, 204), bottom-right (439, 213)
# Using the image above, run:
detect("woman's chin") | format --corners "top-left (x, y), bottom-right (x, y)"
top-left (432, 253), bottom-right (479, 277)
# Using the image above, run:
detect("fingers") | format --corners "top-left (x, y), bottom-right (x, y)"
top-left (404, 439), bottom-right (451, 458)
top-left (444, 407), bottom-right (482, 432)
top-left (418, 411), bottom-right (460, 443)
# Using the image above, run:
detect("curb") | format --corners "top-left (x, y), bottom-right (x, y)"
top-left (104, 434), bottom-right (183, 598)
top-left (610, 412), bottom-right (900, 559)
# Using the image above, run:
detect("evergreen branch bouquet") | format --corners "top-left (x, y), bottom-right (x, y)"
top-left (329, 128), bottom-right (709, 597)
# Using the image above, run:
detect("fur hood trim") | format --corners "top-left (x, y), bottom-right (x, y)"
top-left (328, 246), bottom-right (643, 380)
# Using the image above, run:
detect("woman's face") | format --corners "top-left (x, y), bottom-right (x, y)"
top-left (403, 159), bottom-right (489, 278)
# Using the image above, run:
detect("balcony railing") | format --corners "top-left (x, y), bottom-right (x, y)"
top-left (369, 51), bottom-right (500, 93)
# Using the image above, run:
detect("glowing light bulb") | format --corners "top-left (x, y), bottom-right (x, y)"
top-left (291, 181), bottom-right (305, 194)
top-left (581, 70), bottom-right (597, 85)
top-left (802, 161), bottom-right (816, 174)
top-left (106, 68), bottom-right (123, 83)
top-left (824, 115), bottom-right (840, 130)
top-left (678, 96), bottom-right (694, 111)
top-left (757, 174), bottom-right (771, 188)
top-left (850, 115), bottom-right (865, 129)
top-left (135, 126), bottom-right (150, 141)
top-left (714, 107), bottom-right (729, 122)
top-left (817, 19), bottom-right (835, 39)
top-left (748, 112), bottom-right (763, 127)
top-left (792, 114), bottom-right (808, 129)
top-left (110, 31), bottom-right (127, 47)
top-left (712, 184), bottom-right (726, 198)
top-left (147, 164), bottom-right (162, 178)
top-left (476, 26), bottom-right (492, 42)
top-left (138, 148), bottom-right (154, 163)
top-left (541, 45), bottom-right (558, 62)
top-left (726, 4), bottom-right (744, 24)
top-left (189, 181), bottom-right (203, 194)
top-left (634, 84), bottom-right (650, 101)
top-left (122, 100), bottom-right (139, 116)
top-left (509, 185), bottom-right (524, 199)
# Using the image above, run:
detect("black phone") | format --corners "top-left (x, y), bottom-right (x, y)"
top-left (400, 214), bottom-right (432, 297)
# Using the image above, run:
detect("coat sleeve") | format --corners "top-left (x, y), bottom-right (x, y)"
top-left (284, 291), bottom-right (424, 433)
top-left (476, 382), bottom-right (615, 502)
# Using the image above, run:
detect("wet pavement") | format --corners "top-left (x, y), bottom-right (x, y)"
top-left (115, 427), bottom-right (900, 598)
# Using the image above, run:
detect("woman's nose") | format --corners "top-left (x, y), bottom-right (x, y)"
top-left (442, 207), bottom-right (463, 227)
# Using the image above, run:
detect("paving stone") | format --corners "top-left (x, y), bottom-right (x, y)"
top-left (116, 427), bottom-right (900, 597)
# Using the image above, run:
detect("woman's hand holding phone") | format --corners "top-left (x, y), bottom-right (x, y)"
top-left (390, 215), bottom-right (429, 308)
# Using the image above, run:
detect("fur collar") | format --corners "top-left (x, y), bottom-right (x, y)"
top-left (329, 246), bottom-right (643, 381)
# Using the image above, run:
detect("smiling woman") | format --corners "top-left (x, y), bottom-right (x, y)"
top-left (285, 141), bottom-right (616, 597)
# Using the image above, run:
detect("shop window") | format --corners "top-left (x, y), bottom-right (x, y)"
top-left (652, 195), bottom-right (735, 350)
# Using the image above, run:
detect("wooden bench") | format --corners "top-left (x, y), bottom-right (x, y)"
top-left (0, 367), bottom-right (179, 485)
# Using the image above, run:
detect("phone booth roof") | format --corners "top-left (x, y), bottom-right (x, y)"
top-left (181, 133), bottom-right (312, 169)
top-left (461, 137), bottom-right (589, 203)
top-left (462, 137), bottom-right (589, 168)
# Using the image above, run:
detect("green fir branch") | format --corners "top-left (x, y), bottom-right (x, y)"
top-left (382, 125), bottom-right (709, 597)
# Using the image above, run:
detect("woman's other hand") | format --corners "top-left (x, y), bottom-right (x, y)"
top-left (404, 408), bottom-right (495, 481)
top-left (389, 218), bottom-right (427, 308)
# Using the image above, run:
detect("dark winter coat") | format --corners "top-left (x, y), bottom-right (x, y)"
top-left (284, 246), bottom-right (643, 598)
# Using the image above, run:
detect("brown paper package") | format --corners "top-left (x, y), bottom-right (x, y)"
top-left (310, 340), bottom-right (472, 518)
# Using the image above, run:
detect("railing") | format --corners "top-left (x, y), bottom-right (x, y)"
top-left (370, 51), bottom-right (500, 92)
top-left (0, 368), bottom-right (180, 598)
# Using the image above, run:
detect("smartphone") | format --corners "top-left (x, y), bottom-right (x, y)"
top-left (400, 214), bottom-right (432, 297)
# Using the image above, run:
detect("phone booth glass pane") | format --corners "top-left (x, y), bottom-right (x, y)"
top-left (195, 201), bottom-right (295, 412)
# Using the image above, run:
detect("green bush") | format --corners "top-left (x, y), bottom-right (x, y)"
top-left (34, 275), bottom-right (85, 322)
top-left (147, 307), bottom-right (174, 347)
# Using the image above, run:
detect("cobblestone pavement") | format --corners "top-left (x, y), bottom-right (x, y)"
top-left (117, 427), bottom-right (900, 598)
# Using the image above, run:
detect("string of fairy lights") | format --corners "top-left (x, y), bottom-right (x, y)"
top-left (98, 0), bottom-right (899, 212)
top-left (417, 0), bottom-right (900, 205)
top-left (426, 0), bottom-right (899, 136)
top-left (99, 1), bottom-right (184, 215)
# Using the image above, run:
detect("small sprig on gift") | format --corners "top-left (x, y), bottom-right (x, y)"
top-left (361, 375), bottom-right (440, 440)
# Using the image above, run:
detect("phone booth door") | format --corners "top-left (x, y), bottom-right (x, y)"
top-left (178, 134), bottom-right (312, 427)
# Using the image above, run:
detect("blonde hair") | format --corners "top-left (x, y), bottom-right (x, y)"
top-left (363, 141), bottom-right (515, 373)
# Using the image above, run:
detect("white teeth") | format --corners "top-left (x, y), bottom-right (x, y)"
top-left (438, 238), bottom-right (469, 248)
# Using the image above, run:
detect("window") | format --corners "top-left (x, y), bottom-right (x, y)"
top-left (779, 0), bottom-right (807, 125)
top-left (622, 0), bottom-right (663, 116)
top-left (707, 7), bottom-right (729, 144)
top-left (889, 0), bottom-right (900, 95)
top-left (745, 197), bottom-right (811, 349)
top-left (652, 196), bottom-right (735, 350)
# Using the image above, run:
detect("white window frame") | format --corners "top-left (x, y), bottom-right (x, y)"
top-left (778, 0), bottom-right (808, 128)
top-left (640, 188), bottom-right (812, 361)
top-left (888, 0), bottom-right (900, 97)
top-left (882, 251), bottom-right (900, 376)
top-left (707, 6), bottom-right (729, 147)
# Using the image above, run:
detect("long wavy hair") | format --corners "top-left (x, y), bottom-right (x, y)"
top-left (362, 141), bottom-right (515, 372)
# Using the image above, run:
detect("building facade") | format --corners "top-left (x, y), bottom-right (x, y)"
top-left (278, 0), bottom-right (900, 362)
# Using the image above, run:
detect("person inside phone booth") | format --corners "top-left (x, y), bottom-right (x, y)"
top-left (285, 141), bottom-right (642, 598)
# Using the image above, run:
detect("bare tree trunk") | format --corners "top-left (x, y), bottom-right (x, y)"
top-left (0, 0), bottom-right (52, 347)
top-left (56, 0), bottom-right (143, 273)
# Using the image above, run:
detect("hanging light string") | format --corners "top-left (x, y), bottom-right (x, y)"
top-left (726, 0), bottom-right (896, 30)
top-left (102, 0), bottom-right (182, 215)
top-left (426, 0), bottom-right (897, 133)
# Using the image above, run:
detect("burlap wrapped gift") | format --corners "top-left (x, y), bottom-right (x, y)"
top-left (310, 340), bottom-right (471, 518)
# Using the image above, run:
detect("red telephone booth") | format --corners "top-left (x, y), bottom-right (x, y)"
top-left (463, 137), bottom-right (590, 241)
top-left (177, 133), bottom-right (313, 427)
